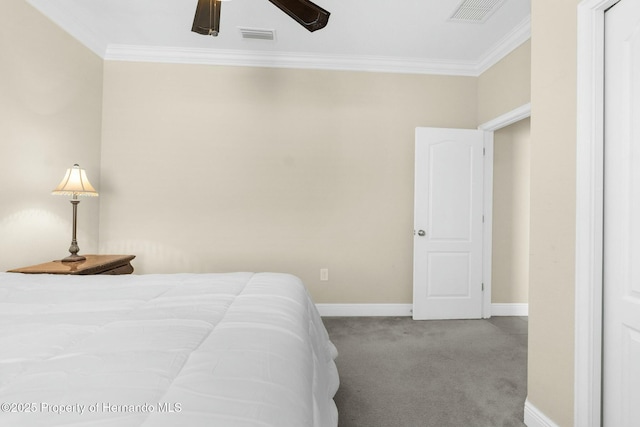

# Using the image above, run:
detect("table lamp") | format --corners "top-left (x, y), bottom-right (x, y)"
top-left (52, 164), bottom-right (98, 262)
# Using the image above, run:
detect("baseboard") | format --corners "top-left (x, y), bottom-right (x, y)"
top-left (316, 303), bottom-right (528, 317)
top-left (316, 304), bottom-right (413, 317)
top-left (491, 303), bottom-right (529, 316)
top-left (524, 399), bottom-right (559, 427)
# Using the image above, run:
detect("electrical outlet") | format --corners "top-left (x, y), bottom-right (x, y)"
top-left (320, 268), bottom-right (329, 281)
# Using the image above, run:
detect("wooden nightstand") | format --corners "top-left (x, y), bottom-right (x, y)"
top-left (7, 255), bottom-right (136, 275)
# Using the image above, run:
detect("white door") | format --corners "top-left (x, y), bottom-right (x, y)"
top-left (603, 1), bottom-right (640, 425)
top-left (413, 127), bottom-right (485, 320)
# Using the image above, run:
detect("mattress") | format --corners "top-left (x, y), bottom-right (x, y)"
top-left (0, 272), bottom-right (339, 426)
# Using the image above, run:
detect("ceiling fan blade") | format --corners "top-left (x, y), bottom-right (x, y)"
top-left (267, 0), bottom-right (330, 32)
top-left (192, 0), bottom-right (221, 36)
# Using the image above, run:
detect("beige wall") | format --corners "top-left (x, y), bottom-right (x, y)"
top-left (528, 0), bottom-right (579, 425)
top-left (0, 0), bottom-right (103, 271)
top-left (491, 118), bottom-right (530, 304)
top-left (0, 2), bottom-right (532, 307)
top-left (0, 1), bottom-right (531, 306)
top-left (99, 62), bottom-right (477, 303)
top-left (476, 39), bottom-right (532, 307)
top-left (478, 40), bottom-right (531, 125)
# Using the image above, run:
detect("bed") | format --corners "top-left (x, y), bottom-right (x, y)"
top-left (0, 272), bottom-right (339, 426)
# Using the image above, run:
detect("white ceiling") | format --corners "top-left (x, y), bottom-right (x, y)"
top-left (27, 0), bottom-right (531, 76)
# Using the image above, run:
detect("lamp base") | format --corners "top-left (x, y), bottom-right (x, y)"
top-left (61, 254), bottom-right (86, 263)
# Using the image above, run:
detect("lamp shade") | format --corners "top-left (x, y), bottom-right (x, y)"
top-left (52, 164), bottom-right (98, 197)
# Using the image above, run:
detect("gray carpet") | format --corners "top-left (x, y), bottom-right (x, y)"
top-left (323, 316), bottom-right (527, 427)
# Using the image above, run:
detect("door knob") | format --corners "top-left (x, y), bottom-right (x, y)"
top-left (417, 230), bottom-right (426, 237)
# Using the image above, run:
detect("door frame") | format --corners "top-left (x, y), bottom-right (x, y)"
top-left (478, 102), bottom-right (532, 318)
top-left (575, 0), bottom-right (620, 426)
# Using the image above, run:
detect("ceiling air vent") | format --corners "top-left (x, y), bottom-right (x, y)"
top-left (239, 27), bottom-right (276, 41)
top-left (449, 0), bottom-right (506, 23)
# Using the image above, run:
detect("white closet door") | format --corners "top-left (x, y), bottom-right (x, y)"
top-left (603, 1), bottom-right (640, 425)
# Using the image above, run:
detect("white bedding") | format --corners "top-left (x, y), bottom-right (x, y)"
top-left (0, 272), bottom-right (339, 427)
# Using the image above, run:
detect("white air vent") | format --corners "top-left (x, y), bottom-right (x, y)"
top-left (238, 27), bottom-right (276, 41)
top-left (449, 0), bottom-right (506, 23)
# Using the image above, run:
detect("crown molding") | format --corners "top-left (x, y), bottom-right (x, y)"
top-left (475, 16), bottom-right (531, 74)
top-left (29, 0), bottom-right (530, 77)
top-left (105, 14), bottom-right (530, 76)
top-left (104, 45), bottom-right (482, 76)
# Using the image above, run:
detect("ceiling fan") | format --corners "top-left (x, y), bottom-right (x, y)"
top-left (192, 0), bottom-right (330, 37)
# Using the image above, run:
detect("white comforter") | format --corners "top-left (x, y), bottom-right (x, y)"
top-left (0, 272), bottom-right (339, 427)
